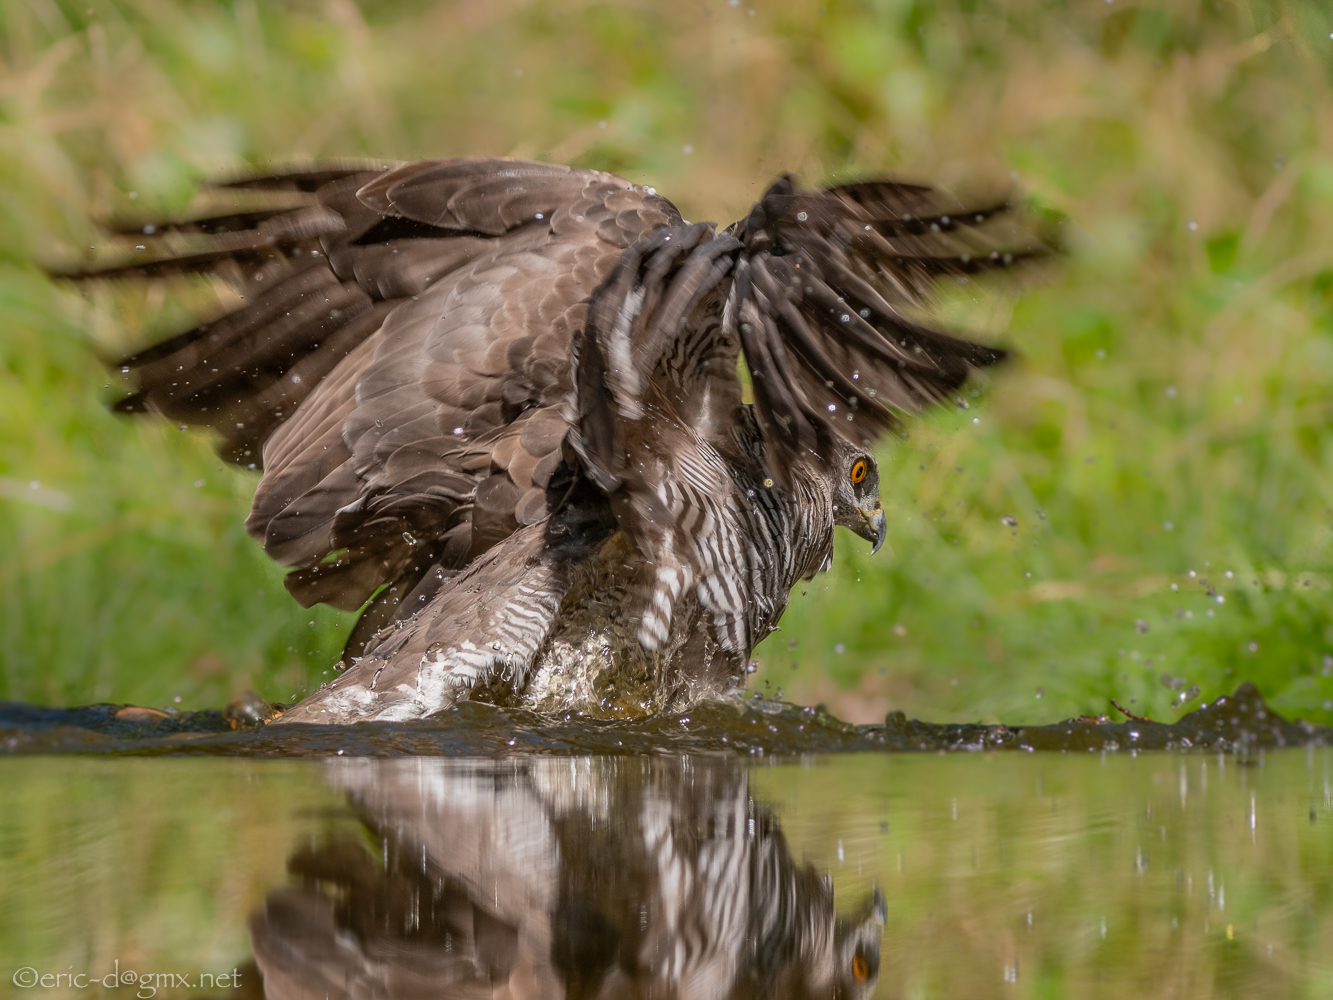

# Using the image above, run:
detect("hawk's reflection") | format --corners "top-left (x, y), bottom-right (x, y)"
top-left (250, 757), bottom-right (884, 999)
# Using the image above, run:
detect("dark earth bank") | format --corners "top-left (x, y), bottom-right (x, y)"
top-left (0, 682), bottom-right (1327, 757)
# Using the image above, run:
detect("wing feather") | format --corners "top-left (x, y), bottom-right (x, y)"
top-left (66, 158), bottom-right (682, 647)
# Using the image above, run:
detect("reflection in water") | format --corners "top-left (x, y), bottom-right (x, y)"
top-left (249, 758), bottom-right (885, 999)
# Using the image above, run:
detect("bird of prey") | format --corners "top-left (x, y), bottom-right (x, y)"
top-left (78, 157), bottom-right (1032, 724)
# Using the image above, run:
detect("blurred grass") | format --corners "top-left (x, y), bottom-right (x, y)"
top-left (0, 0), bottom-right (1331, 723)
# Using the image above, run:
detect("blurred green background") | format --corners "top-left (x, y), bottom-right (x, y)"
top-left (1, 0), bottom-right (1331, 725)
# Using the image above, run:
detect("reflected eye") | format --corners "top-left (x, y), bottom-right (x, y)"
top-left (850, 459), bottom-right (868, 485)
top-left (853, 952), bottom-right (870, 981)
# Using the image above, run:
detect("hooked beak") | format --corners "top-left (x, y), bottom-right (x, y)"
top-left (854, 504), bottom-right (887, 555)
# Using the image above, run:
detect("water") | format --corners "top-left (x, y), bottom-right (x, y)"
top-left (2, 686), bottom-right (1331, 998)
top-left (2, 749), bottom-right (1332, 998)
top-left (1, 683), bottom-right (1327, 757)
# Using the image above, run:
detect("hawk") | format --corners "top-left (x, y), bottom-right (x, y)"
top-left (82, 157), bottom-right (1031, 724)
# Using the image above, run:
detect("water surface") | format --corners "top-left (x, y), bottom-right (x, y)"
top-left (3, 750), bottom-right (1331, 999)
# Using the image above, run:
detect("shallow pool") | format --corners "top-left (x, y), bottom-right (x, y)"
top-left (3, 749), bottom-right (1331, 999)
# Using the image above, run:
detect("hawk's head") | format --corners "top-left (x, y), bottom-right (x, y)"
top-left (829, 446), bottom-right (887, 554)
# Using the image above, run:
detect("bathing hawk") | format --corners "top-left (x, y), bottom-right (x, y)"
top-left (79, 158), bottom-right (1031, 723)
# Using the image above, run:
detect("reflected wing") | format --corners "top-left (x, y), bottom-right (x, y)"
top-left (71, 158), bottom-right (680, 645)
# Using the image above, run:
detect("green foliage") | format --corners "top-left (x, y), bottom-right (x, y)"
top-left (0, 0), bottom-right (1331, 723)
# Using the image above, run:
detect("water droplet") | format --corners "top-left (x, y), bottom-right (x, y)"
top-left (453, 426), bottom-right (464, 435)
top-left (290, 374), bottom-right (301, 384)
top-left (1000, 515), bottom-right (1017, 527)
top-left (797, 211), bottom-right (808, 222)
top-left (834, 643), bottom-right (845, 654)
top-left (1163, 521), bottom-right (1174, 531)
top-left (827, 403), bottom-right (837, 412)
top-left (534, 212), bottom-right (544, 220)
top-left (1187, 220), bottom-right (1198, 231)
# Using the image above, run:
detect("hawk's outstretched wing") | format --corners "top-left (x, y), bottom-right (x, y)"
top-left (85, 158), bottom-right (680, 654)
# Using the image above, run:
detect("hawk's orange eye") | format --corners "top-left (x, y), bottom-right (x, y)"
top-left (850, 459), bottom-right (868, 484)
top-left (853, 953), bottom-right (870, 981)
